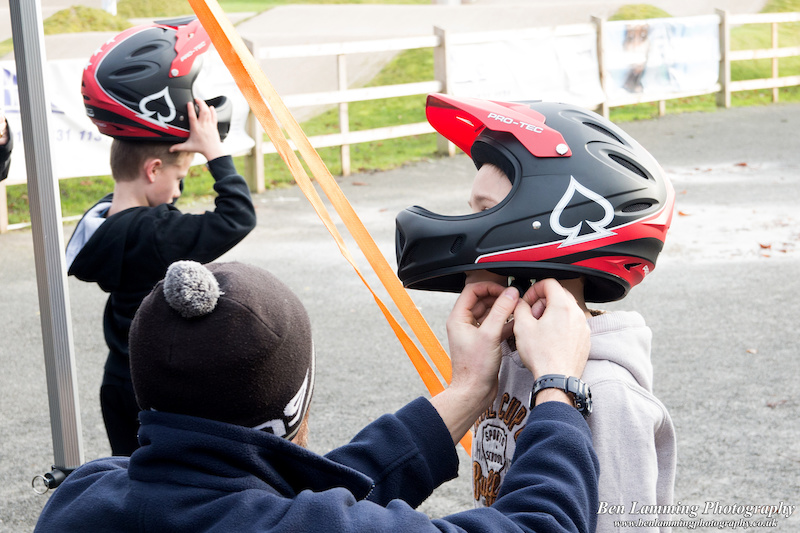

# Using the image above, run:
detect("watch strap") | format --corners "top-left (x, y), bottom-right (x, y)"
top-left (530, 374), bottom-right (592, 418)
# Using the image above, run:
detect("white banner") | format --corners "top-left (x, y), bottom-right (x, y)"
top-left (102, 0), bottom-right (117, 16)
top-left (0, 50), bottom-right (253, 186)
top-left (447, 26), bottom-right (605, 109)
top-left (603, 15), bottom-right (720, 97)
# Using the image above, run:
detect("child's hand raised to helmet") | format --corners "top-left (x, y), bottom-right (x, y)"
top-left (170, 99), bottom-right (225, 162)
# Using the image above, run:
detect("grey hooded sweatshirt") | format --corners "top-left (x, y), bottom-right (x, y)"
top-left (472, 310), bottom-right (676, 533)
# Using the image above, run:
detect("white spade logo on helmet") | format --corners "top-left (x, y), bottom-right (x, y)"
top-left (137, 87), bottom-right (177, 126)
top-left (550, 176), bottom-right (616, 247)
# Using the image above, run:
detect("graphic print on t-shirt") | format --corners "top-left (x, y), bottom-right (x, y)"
top-left (472, 391), bottom-right (528, 506)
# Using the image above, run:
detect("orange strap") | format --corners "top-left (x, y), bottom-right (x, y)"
top-left (189, 0), bottom-right (473, 452)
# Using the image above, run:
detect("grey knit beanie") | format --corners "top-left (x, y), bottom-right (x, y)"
top-left (129, 261), bottom-right (315, 440)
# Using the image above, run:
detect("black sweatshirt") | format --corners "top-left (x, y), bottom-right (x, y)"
top-left (67, 156), bottom-right (257, 379)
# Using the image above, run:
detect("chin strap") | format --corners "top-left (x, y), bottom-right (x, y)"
top-left (508, 276), bottom-right (533, 294)
top-left (188, 0), bottom-right (471, 453)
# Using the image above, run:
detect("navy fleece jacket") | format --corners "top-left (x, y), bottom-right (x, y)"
top-left (35, 398), bottom-right (598, 533)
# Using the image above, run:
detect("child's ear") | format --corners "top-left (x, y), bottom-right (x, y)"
top-left (144, 158), bottom-right (162, 183)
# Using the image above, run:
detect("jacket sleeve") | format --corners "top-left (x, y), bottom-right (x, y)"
top-left (270, 401), bottom-right (598, 533)
top-left (153, 155), bottom-right (256, 264)
top-left (325, 397), bottom-right (459, 509)
top-left (443, 402), bottom-right (599, 533)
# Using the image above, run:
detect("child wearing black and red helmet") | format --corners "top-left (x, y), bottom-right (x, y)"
top-left (66, 18), bottom-right (255, 456)
top-left (396, 94), bottom-right (676, 531)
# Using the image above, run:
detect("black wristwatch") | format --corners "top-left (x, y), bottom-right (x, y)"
top-left (530, 374), bottom-right (592, 418)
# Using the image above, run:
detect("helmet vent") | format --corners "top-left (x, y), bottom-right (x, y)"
top-left (450, 236), bottom-right (465, 254)
top-left (131, 44), bottom-right (162, 58)
top-left (622, 202), bottom-right (652, 213)
top-left (399, 245), bottom-right (416, 269)
top-left (583, 121), bottom-right (623, 144)
top-left (622, 202), bottom-right (653, 213)
top-left (112, 65), bottom-right (150, 78)
top-left (609, 154), bottom-right (649, 179)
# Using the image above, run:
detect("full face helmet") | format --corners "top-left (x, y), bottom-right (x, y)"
top-left (81, 16), bottom-right (231, 142)
top-left (395, 93), bottom-right (675, 303)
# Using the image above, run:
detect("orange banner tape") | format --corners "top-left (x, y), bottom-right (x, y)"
top-left (188, 0), bottom-right (473, 453)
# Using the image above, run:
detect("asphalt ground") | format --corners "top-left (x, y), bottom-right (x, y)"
top-left (1, 101), bottom-right (799, 531)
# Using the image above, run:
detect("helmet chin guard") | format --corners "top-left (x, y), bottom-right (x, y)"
top-left (81, 16), bottom-right (231, 142)
top-left (395, 94), bottom-right (674, 303)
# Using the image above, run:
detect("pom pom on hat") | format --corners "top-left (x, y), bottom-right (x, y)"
top-left (163, 261), bottom-right (221, 318)
top-left (129, 261), bottom-right (315, 440)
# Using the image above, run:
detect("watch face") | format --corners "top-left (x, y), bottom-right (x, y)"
top-left (579, 385), bottom-right (592, 417)
top-left (567, 377), bottom-right (592, 418)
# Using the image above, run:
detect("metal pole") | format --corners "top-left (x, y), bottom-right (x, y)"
top-left (8, 0), bottom-right (83, 489)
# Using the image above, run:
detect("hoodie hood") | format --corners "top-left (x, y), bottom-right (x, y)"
top-left (66, 199), bottom-right (112, 271)
top-left (586, 310), bottom-right (653, 392)
top-left (67, 199), bottom-right (177, 295)
top-left (66, 193), bottom-right (140, 294)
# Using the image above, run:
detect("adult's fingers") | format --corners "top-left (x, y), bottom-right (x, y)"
top-left (449, 281), bottom-right (509, 324)
top-left (528, 278), bottom-right (568, 304)
top-left (477, 285), bottom-right (519, 334)
top-left (512, 279), bottom-right (590, 379)
top-left (521, 286), bottom-right (547, 320)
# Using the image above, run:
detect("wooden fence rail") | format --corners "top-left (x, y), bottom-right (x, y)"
top-left (717, 10), bottom-right (800, 108)
top-left (3, 11), bottom-right (800, 231)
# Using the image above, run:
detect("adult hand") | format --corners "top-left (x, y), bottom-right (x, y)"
top-left (170, 99), bottom-right (225, 162)
top-left (513, 279), bottom-right (590, 403)
top-left (431, 282), bottom-right (518, 444)
top-left (447, 281), bottom-right (518, 401)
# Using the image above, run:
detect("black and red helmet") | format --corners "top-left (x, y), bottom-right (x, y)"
top-left (81, 16), bottom-right (231, 142)
top-left (395, 94), bottom-right (675, 303)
